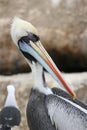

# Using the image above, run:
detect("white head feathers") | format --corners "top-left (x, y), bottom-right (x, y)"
top-left (5, 85), bottom-right (18, 108)
top-left (11, 17), bottom-right (38, 45)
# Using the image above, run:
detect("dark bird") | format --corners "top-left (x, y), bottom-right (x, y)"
top-left (11, 17), bottom-right (87, 130)
top-left (0, 85), bottom-right (21, 130)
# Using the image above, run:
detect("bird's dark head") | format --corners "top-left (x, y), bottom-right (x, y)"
top-left (10, 17), bottom-right (76, 98)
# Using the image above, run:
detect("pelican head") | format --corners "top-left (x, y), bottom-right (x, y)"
top-left (10, 17), bottom-right (76, 98)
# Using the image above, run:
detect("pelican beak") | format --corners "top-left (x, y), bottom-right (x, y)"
top-left (18, 39), bottom-right (76, 98)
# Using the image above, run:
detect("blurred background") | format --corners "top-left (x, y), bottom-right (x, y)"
top-left (0, 0), bottom-right (87, 130)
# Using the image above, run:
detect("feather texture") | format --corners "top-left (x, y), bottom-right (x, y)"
top-left (46, 91), bottom-right (87, 130)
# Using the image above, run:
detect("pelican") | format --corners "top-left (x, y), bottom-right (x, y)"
top-left (11, 17), bottom-right (87, 130)
top-left (0, 85), bottom-right (21, 130)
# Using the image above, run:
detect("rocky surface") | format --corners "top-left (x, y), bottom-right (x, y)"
top-left (0, 0), bottom-right (87, 74)
top-left (0, 72), bottom-right (87, 130)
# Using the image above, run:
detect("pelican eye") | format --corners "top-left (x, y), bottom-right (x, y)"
top-left (19, 36), bottom-right (29, 43)
top-left (28, 33), bottom-right (40, 42)
top-left (18, 33), bottom-right (40, 44)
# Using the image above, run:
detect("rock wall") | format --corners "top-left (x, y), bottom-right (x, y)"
top-left (0, 0), bottom-right (87, 74)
